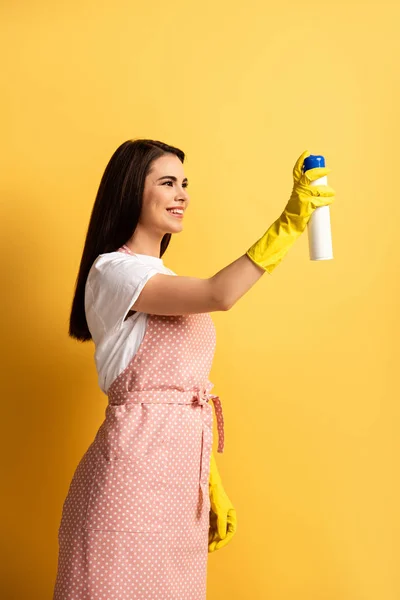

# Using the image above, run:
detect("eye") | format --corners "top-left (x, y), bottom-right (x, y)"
top-left (163, 181), bottom-right (189, 188)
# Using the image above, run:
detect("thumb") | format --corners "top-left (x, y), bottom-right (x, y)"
top-left (292, 150), bottom-right (311, 183)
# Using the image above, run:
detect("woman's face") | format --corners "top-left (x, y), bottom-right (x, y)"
top-left (141, 153), bottom-right (190, 234)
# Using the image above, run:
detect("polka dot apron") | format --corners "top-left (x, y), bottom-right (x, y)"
top-left (53, 245), bottom-right (225, 600)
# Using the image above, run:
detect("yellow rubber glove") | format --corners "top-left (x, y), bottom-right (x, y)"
top-left (246, 150), bottom-right (336, 274)
top-left (208, 450), bottom-right (237, 553)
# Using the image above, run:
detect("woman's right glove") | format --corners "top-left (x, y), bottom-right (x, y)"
top-left (246, 150), bottom-right (336, 274)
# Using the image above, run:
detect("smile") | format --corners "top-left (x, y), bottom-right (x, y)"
top-left (166, 209), bottom-right (184, 219)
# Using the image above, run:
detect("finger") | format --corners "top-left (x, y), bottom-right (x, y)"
top-left (310, 196), bottom-right (335, 209)
top-left (308, 184), bottom-right (336, 197)
top-left (226, 514), bottom-right (237, 534)
top-left (208, 533), bottom-right (218, 548)
top-left (217, 514), bottom-right (228, 540)
top-left (293, 150), bottom-right (311, 183)
top-left (208, 536), bottom-right (219, 552)
top-left (208, 526), bottom-right (235, 552)
top-left (300, 166), bottom-right (331, 184)
top-left (215, 530), bottom-right (235, 550)
top-left (208, 526), bottom-right (218, 552)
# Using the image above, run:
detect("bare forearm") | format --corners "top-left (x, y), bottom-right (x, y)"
top-left (210, 253), bottom-right (267, 310)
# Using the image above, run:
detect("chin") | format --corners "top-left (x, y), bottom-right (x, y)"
top-left (165, 226), bottom-right (183, 234)
top-left (164, 221), bottom-right (183, 234)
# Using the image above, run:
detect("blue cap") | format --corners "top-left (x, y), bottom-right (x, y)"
top-left (303, 155), bottom-right (325, 172)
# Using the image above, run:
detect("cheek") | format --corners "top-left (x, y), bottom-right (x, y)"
top-left (145, 195), bottom-right (165, 212)
top-left (154, 196), bottom-right (169, 211)
top-left (144, 201), bottom-right (166, 220)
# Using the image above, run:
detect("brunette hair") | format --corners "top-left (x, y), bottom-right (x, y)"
top-left (69, 138), bottom-right (185, 341)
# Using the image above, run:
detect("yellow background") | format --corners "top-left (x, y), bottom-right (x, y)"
top-left (1, 0), bottom-right (399, 598)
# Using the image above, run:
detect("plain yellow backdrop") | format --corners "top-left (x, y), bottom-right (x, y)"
top-left (1, 0), bottom-right (399, 598)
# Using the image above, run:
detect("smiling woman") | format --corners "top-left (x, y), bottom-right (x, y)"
top-left (54, 138), bottom-right (332, 599)
top-left (54, 138), bottom-right (241, 600)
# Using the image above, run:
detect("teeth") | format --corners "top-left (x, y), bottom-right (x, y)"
top-left (167, 209), bottom-right (183, 215)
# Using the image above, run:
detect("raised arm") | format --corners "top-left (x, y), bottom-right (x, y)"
top-left (130, 150), bottom-right (335, 316)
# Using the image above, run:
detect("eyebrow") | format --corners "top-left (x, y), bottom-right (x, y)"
top-left (157, 175), bottom-right (188, 184)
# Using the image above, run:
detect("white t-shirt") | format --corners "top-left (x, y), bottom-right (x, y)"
top-left (85, 251), bottom-right (177, 394)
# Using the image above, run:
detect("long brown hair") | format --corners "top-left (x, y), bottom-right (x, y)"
top-left (69, 138), bottom-right (185, 342)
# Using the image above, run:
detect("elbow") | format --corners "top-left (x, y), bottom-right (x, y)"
top-left (214, 294), bottom-right (232, 312)
top-left (221, 297), bottom-right (233, 311)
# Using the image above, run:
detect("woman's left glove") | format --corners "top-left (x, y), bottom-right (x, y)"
top-left (208, 450), bottom-right (237, 552)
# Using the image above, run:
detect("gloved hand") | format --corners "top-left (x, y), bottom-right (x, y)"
top-left (246, 150), bottom-right (336, 274)
top-left (208, 450), bottom-right (237, 553)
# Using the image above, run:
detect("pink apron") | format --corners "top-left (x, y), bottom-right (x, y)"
top-left (53, 246), bottom-right (225, 600)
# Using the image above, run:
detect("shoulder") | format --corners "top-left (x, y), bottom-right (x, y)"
top-left (87, 252), bottom-right (175, 291)
top-left (85, 251), bottom-right (176, 338)
top-left (89, 251), bottom-right (143, 276)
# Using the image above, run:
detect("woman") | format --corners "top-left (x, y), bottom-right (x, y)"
top-left (53, 139), bottom-right (335, 599)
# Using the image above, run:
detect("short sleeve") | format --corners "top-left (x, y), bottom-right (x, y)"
top-left (85, 254), bottom-right (166, 335)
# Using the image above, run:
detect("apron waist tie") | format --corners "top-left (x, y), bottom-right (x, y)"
top-left (192, 388), bottom-right (225, 454)
top-left (108, 386), bottom-right (225, 454)
top-left (192, 387), bottom-right (225, 508)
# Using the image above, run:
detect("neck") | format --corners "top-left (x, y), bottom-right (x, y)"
top-left (125, 226), bottom-right (163, 258)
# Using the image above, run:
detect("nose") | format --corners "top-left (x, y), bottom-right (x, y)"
top-left (177, 187), bottom-right (189, 204)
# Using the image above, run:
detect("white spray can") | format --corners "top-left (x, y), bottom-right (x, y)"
top-left (302, 154), bottom-right (334, 261)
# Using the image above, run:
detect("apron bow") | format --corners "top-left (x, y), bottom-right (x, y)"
top-left (193, 387), bottom-right (225, 453)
